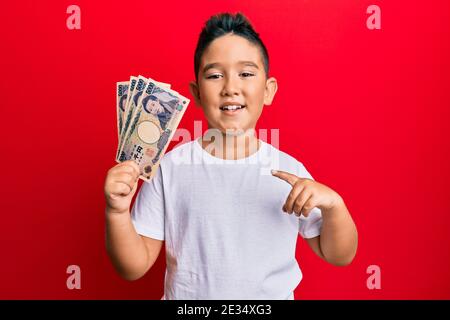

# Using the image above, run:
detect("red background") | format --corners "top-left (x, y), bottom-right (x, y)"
top-left (1, 0), bottom-right (449, 299)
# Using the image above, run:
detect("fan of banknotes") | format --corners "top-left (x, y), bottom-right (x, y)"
top-left (115, 75), bottom-right (190, 181)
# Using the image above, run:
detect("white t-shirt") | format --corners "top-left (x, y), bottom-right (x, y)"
top-left (131, 139), bottom-right (323, 300)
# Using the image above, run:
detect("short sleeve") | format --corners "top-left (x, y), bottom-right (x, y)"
top-left (297, 162), bottom-right (323, 239)
top-left (130, 165), bottom-right (165, 240)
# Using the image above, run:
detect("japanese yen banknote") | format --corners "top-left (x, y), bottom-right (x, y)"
top-left (115, 75), bottom-right (190, 181)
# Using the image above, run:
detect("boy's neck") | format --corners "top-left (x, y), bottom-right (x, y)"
top-left (200, 130), bottom-right (260, 160)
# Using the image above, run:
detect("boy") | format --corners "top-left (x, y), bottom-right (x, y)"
top-left (104, 13), bottom-right (358, 300)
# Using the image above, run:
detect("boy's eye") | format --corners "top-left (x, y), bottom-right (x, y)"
top-left (206, 73), bottom-right (222, 79)
top-left (240, 72), bottom-right (255, 78)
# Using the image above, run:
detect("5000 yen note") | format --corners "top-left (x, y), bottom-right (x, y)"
top-left (116, 75), bottom-right (146, 161)
top-left (116, 81), bottom-right (129, 141)
top-left (117, 83), bottom-right (189, 180)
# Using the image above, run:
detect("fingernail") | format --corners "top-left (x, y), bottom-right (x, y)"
top-left (271, 169), bottom-right (277, 175)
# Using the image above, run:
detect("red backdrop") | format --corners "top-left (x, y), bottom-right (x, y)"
top-left (1, 0), bottom-right (449, 299)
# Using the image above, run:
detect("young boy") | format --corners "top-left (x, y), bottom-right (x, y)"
top-left (104, 13), bottom-right (358, 300)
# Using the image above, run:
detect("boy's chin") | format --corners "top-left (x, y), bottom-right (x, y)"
top-left (205, 122), bottom-right (256, 137)
top-left (219, 127), bottom-right (256, 136)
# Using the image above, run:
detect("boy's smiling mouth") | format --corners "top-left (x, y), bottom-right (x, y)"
top-left (219, 102), bottom-right (246, 114)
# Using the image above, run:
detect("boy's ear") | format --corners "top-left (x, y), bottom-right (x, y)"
top-left (264, 77), bottom-right (278, 106)
top-left (189, 81), bottom-right (202, 107)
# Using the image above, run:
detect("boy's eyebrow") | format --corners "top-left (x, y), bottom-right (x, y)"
top-left (202, 63), bottom-right (221, 73)
top-left (202, 61), bottom-right (260, 73)
top-left (238, 61), bottom-right (260, 69)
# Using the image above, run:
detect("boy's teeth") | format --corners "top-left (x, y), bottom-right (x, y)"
top-left (222, 105), bottom-right (243, 110)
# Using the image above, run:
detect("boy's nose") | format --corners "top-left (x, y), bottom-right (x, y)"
top-left (221, 77), bottom-right (240, 96)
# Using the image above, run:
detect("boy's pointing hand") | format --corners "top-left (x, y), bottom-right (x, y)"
top-left (271, 170), bottom-right (343, 217)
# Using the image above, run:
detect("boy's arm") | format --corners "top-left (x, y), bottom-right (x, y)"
top-left (305, 199), bottom-right (358, 266)
top-left (104, 160), bottom-right (163, 281)
top-left (105, 211), bottom-right (163, 281)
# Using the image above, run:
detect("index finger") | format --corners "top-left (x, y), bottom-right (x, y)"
top-left (271, 169), bottom-right (299, 186)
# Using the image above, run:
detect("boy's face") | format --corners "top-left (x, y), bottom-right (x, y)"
top-left (190, 34), bottom-right (278, 135)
